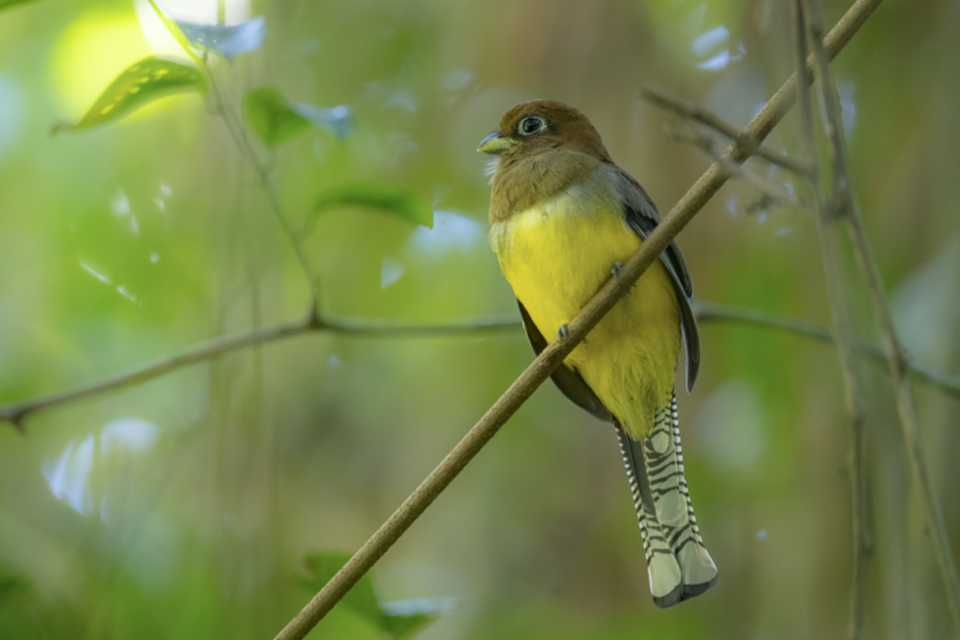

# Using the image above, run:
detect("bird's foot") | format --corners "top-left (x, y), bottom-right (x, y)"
top-left (612, 261), bottom-right (633, 296)
top-left (612, 261), bottom-right (624, 284)
top-left (557, 324), bottom-right (570, 341)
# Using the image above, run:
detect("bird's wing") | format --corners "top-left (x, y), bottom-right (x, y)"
top-left (518, 300), bottom-right (613, 422)
top-left (616, 167), bottom-right (701, 392)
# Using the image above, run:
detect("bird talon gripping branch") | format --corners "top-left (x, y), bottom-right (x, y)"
top-left (612, 260), bottom-right (624, 283)
top-left (613, 262), bottom-right (634, 296)
top-left (480, 100), bottom-right (715, 607)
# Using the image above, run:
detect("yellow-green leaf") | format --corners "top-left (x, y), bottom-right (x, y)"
top-left (242, 87), bottom-right (311, 147)
top-left (311, 183), bottom-right (433, 230)
top-left (52, 57), bottom-right (205, 135)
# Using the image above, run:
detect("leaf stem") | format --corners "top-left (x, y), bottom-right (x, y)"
top-left (147, 0), bottom-right (320, 310)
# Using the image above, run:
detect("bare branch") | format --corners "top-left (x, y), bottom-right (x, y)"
top-left (272, 2), bottom-right (887, 638)
top-left (0, 313), bottom-right (520, 429)
top-left (0, 315), bottom-right (308, 429)
top-left (803, 0), bottom-right (960, 633)
top-left (667, 121), bottom-right (804, 209)
top-left (794, 4), bottom-right (870, 636)
top-left (2, 299), bottom-right (955, 432)
top-left (643, 87), bottom-right (815, 178)
top-left (206, 71), bottom-right (321, 311)
top-left (693, 301), bottom-right (960, 399)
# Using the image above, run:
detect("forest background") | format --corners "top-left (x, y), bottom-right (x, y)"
top-left (0, 0), bottom-right (958, 638)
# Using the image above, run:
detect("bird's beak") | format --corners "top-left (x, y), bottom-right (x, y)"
top-left (477, 131), bottom-right (517, 154)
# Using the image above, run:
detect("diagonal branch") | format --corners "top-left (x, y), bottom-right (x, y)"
top-left (272, 1), bottom-right (886, 638)
top-left (802, 0), bottom-right (960, 633)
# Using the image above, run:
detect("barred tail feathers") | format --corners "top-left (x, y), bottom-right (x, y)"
top-left (615, 423), bottom-right (683, 608)
top-left (643, 391), bottom-right (718, 599)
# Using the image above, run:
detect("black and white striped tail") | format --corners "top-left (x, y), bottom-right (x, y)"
top-left (644, 391), bottom-right (718, 600)
top-left (616, 390), bottom-right (718, 606)
top-left (615, 423), bottom-right (683, 608)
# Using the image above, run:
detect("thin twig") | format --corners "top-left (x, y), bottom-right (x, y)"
top-left (643, 87), bottom-right (815, 178)
top-left (794, 4), bottom-right (870, 637)
top-left (0, 313), bottom-right (520, 430)
top-left (667, 122), bottom-right (804, 209)
top-left (0, 315), bottom-right (308, 430)
top-left (272, 2), bottom-right (886, 638)
top-left (1, 300), bottom-right (954, 432)
top-left (803, 0), bottom-right (960, 633)
top-left (692, 302), bottom-right (959, 398)
top-left (206, 71), bottom-right (321, 311)
top-left (147, 0), bottom-right (320, 310)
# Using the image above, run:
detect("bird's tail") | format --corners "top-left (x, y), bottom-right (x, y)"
top-left (616, 389), bottom-right (718, 606)
top-left (615, 422), bottom-right (682, 607)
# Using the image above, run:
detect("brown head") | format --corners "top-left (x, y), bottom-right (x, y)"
top-left (477, 100), bottom-right (613, 165)
top-left (479, 100), bottom-right (617, 221)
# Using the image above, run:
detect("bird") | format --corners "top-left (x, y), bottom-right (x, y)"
top-left (478, 100), bottom-right (718, 607)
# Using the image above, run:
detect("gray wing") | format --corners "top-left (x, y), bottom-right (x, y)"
top-left (518, 301), bottom-right (613, 422)
top-left (617, 168), bottom-right (701, 392)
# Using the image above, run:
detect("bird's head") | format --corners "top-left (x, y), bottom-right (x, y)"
top-left (477, 99), bottom-right (612, 165)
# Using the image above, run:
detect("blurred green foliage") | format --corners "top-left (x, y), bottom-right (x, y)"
top-left (311, 183), bottom-right (434, 232)
top-left (299, 552), bottom-right (445, 639)
top-left (1, 0), bottom-right (959, 639)
top-left (244, 87), bottom-right (316, 147)
top-left (0, 0), bottom-right (36, 11)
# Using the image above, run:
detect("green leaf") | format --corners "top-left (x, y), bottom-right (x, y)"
top-left (0, 0), bottom-right (38, 12)
top-left (52, 57), bottom-right (205, 135)
top-left (312, 183), bottom-right (433, 229)
top-left (242, 87), bottom-right (352, 146)
top-left (242, 87), bottom-right (311, 147)
top-left (299, 552), bottom-right (383, 627)
top-left (381, 612), bottom-right (433, 639)
top-left (299, 554), bottom-right (448, 640)
top-left (381, 598), bottom-right (456, 639)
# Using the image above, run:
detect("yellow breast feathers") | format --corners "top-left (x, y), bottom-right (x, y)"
top-left (490, 164), bottom-right (680, 439)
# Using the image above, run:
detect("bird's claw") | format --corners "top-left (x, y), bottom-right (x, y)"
top-left (613, 261), bottom-right (633, 296)
top-left (557, 324), bottom-right (570, 341)
top-left (612, 261), bottom-right (624, 284)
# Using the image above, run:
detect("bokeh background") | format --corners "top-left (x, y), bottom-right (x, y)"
top-left (1, 0), bottom-right (959, 638)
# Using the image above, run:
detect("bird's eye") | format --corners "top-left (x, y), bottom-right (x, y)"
top-left (518, 115), bottom-right (545, 136)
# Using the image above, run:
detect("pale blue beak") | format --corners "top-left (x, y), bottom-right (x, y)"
top-left (477, 131), bottom-right (517, 154)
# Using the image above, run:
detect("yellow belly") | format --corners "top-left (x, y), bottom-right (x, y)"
top-left (491, 192), bottom-right (679, 438)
